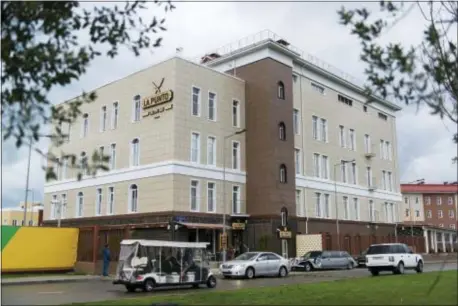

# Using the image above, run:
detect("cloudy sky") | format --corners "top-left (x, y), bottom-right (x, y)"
top-left (2, 1), bottom-right (457, 208)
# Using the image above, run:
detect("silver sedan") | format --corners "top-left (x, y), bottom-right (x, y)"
top-left (219, 252), bottom-right (290, 279)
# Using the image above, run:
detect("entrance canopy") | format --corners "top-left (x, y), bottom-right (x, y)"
top-left (178, 222), bottom-right (231, 230)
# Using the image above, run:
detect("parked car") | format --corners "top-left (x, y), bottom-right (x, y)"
top-left (219, 252), bottom-right (290, 279)
top-left (291, 250), bottom-right (357, 272)
top-left (365, 243), bottom-right (424, 276)
top-left (354, 248), bottom-right (368, 267)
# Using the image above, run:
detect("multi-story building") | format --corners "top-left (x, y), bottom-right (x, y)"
top-left (401, 182), bottom-right (458, 230)
top-left (43, 30), bottom-right (403, 256)
top-left (1, 202), bottom-right (43, 226)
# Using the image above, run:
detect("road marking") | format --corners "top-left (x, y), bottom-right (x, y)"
top-left (38, 291), bottom-right (63, 294)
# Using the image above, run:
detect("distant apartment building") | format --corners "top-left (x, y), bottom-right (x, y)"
top-left (401, 182), bottom-right (458, 230)
top-left (43, 30), bottom-right (403, 256)
top-left (1, 202), bottom-right (43, 226)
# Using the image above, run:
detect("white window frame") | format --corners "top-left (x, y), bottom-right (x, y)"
top-left (315, 192), bottom-right (322, 218)
top-left (207, 136), bottom-right (216, 166)
top-left (387, 141), bottom-right (392, 160)
top-left (321, 155), bottom-right (329, 179)
top-left (61, 157), bottom-right (68, 180)
top-left (295, 189), bottom-right (303, 216)
top-left (107, 186), bottom-right (115, 215)
top-left (364, 134), bottom-right (371, 153)
top-left (341, 160), bottom-right (348, 183)
top-left (427, 210), bottom-right (432, 218)
top-left (324, 194), bottom-right (330, 218)
top-left (351, 162), bottom-right (357, 185)
top-left (111, 101), bottom-right (119, 130)
top-left (382, 170), bottom-right (387, 190)
top-left (130, 138), bottom-right (140, 167)
top-left (190, 180), bottom-right (200, 212)
top-left (54, 158), bottom-right (60, 181)
top-left (448, 197), bottom-right (453, 205)
top-left (349, 129), bottom-right (356, 151)
top-left (232, 99), bottom-right (240, 128)
top-left (320, 118), bottom-right (328, 142)
top-left (231, 140), bottom-right (241, 170)
top-left (343, 196), bottom-right (349, 220)
top-left (232, 185), bottom-right (241, 214)
top-left (207, 182), bottom-right (216, 213)
top-left (81, 113), bottom-right (89, 138)
top-left (100, 105), bottom-right (107, 132)
top-left (353, 198), bottom-right (360, 220)
top-left (387, 171), bottom-right (393, 191)
top-left (190, 131), bottom-right (200, 163)
top-left (295, 148), bottom-right (301, 175)
top-left (128, 184), bottom-right (139, 213)
top-left (60, 193), bottom-right (67, 219)
top-left (312, 116), bottom-right (318, 140)
top-left (293, 109), bottom-right (300, 135)
top-left (438, 210), bottom-right (443, 218)
top-left (380, 139), bottom-right (384, 159)
top-left (95, 188), bottom-right (102, 216)
top-left (50, 194), bottom-right (58, 220)
top-left (369, 200), bottom-right (375, 222)
top-left (76, 192), bottom-right (84, 218)
top-left (437, 197), bottom-right (442, 205)
top-left (110, 143), bottom-right (116, 170)
top-left (12, 220), bottom-right (18, 226)
top-left (366, 166), bottom-right (372, 187)
top-left (339, 125), bottom-right (345, 147)
top-left (191, 86), bottom-right (201, 117)
top-left (425, 197), bottom-right (431, 205)
top-left (313, 153), bottom-right (320, 177)
top-left (208, 91), bottom-right (217, 121)
top-left (450, 224), bottom-right (456, 230)
top-left (132, 95), bottom-right (141, 122)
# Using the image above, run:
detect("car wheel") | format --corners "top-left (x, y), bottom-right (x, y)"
top-left (347, 262), bottom-right (354, 270)
top-left (245, 267), bottom-right (255, 279)
top-left (143, 279), bottom-right (155, 292)
top-left (125, 285), bottom-right (136, 292)
top-left (369, 268), bottom-right (379, 276)
top-left (394, 262), bottom-right (405, 275)
top-left (415, 260), bottom-right (423, 273)
top-left (206, 276), bottom-right (217, 288)
top-left (304, 263), bottom-right (312, 272)
top-left (278, 266), bottom-right (288, 278)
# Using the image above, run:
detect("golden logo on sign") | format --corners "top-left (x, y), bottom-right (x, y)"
top-left (142, 78), bottom-right (174, 118)
top-left (232, 222), bottom-right (246, 230)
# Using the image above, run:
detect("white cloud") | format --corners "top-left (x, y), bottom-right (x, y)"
top-left (2, 2), bottom-right (457, 207)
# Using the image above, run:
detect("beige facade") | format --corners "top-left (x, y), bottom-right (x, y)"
top-left (401, 193), bottom-right (425, 222)
top-left (2, 203), bottom-right (42, 226)
top-left (44, 57), bottom-right (246, 220)
top-left (44, 32), bottom-right (403, 226)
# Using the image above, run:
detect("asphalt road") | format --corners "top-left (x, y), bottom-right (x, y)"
top-left (3, 263), bottom-right (456, 306)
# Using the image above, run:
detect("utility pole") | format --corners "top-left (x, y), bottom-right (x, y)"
top-left (23, 138), bottom-right (33, 226)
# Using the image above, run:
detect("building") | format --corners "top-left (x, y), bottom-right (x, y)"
top-left (401, 182), bottom-right (458, 230)
top-left (43, 30), bottom-right (403, 257)
top-left (1, 202), bottom-right (43, 226)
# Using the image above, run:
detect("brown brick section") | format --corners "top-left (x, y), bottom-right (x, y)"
top-left (228, 58), bottom-right (295, 217)
top-left (423, 193), bottom-right (457, 229)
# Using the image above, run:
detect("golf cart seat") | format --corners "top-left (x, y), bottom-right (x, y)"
top-left (131, 256), bottom-right (148, 268)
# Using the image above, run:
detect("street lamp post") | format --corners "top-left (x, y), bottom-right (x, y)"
top-left (23, 138), bottom-right (33, 226)
top-left (222, 128), bottom-right (246, 263)
top-left (333, 159), bottom-right (355, 250)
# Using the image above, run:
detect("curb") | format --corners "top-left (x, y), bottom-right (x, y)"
top-left (2, 276), bottom-right (106, 287)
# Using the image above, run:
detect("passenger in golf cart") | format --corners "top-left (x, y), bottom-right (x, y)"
top-left (112, 239), bottom-right (217, 293)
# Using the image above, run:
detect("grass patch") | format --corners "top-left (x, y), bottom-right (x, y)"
top-left (2, 271), bottom-right (85, 279)
top-left (71, 271), bottom-right (457, 305)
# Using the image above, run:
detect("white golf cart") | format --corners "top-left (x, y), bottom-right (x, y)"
top-left (112, 239), bottom-right (217, 292)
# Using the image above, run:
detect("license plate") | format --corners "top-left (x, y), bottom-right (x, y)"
top-left (373, 256), bottom-right (383, 260)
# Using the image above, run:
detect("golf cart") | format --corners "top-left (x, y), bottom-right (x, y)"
top-left (112, 239), bottom-right (217, 292)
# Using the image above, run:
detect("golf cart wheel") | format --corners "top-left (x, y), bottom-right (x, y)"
top-left (143, 278), bottom-right (155, 292)
top-left (206, 276), bottom-right (217, 288)
top-left (125, 285), bottom-right (136, 292)
top-left (245, 267), bottom-right (255, 279)
top-left (394, 262), bottom-right (405, 275)
top-left (278, 266), bottom-right (288, 278)
top-left (304, 263), bottom-right (312, 272)
top-left (369, 268), bottom-right (379, 276)
top-left (415, 260), bottom-right (423, 273)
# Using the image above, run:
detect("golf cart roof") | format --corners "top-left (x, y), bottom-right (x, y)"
top-left (120, 239), bottom-right (209, 249)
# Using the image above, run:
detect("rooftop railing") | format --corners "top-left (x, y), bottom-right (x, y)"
top-left (191, 29), bottom-right (366, 89)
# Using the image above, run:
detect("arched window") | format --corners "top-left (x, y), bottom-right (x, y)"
top-left (277, 81), bottom-right (285, 100)
top-left (129, 184), bottom-right (138, 212)
top-left (76, 192), bottom-right (84, 217)
top-left (80, 151), bottom-right (88, 175)
top-left (81, 113), bottom-right (89, 137)
top-left (279, 164), bottom-right (287, 183)
top-left (131, 138), bottom-right (140, 166)
top-left (279, 122), bottom-right (286, 140)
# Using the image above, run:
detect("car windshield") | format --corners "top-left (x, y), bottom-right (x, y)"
top-left (361, 249), bottom-right (368, 255)
top-left (302, 251), bottom-right (322, 259)
top-left (234, 252), bottom-right (258, 261)
top-left (367, 245), bottom-right (392, 255)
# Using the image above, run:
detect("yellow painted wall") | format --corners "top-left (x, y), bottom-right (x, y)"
top-left (1, 227), bottom-right (79, 272)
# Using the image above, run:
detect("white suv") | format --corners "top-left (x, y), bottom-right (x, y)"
top-left (365, 243), bottom-right (424, 276)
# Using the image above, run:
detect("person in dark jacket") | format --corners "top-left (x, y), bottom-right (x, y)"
top-left (102, 244), bottom-right (111, 277)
